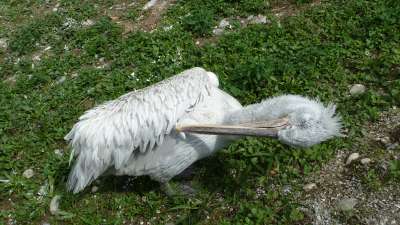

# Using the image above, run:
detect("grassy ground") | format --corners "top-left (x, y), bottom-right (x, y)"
top-left (1, 0), bottom-right (399, 224)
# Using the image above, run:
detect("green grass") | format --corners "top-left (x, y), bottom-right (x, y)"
top-left (1, 0), bottom-right (399, 224)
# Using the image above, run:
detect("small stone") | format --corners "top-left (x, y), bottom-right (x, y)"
top-left (0, 38), bottom-right (8, 49)
top-left (303, 183), bottom-right (317, 191)
top-left (91, 186), bottom-right (99, 193)
top-left (54, 149), bottom-right (63, 157)
top-left (56, 76), bottom-right (66, 84)
top-left (81, 19), bottom-right (95, 27)
top-left (379, 136), bottom-right (391, 145)
top-left (143, 0), bottom-right (158, 10)
top-left (248, 15), bottom-right (269, 24)
top-left (218, 19), bottom-right (230, 29)
top-left (349, 84), bottom-right (366, 96)
top-left (50, 195), bottom-right (61, 215)
top-left (337, 198), bottom-right (357, 211)
top-left (212, 28), bottom-right (224, 36)
top-left (387, 142), bottom-right (399, 150)
top-left (42, 223), bottom-right (50, 225)
top-left (346, 152), bottom-right (360, 165)
top-left (52, 3), bottom-right (60, 12)
top-left (360, 158), bottom-right (371, 165)
top-left (38, 183), bottom-right (48, 196)
top-left (23, 169), bottom-right (34, 178)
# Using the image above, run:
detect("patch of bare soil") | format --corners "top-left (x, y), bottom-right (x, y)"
top-left (271, 0), bottom-right (321, 18)
top-left (300, 108), bottom-right (400, 225)
top-left (104, 1), bottom-right (141, 34)
top-left (106, 0), bottom-right (175, 34)
top-left (0, 2), bottom-right (56, 30)
top-left (139, 0), bottom-right (176, 32)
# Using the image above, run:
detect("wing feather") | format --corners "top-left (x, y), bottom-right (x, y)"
top-left (65, 67), bottom-right (217, 193)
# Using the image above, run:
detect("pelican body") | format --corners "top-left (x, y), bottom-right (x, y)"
top-left (65, 67), bottom-right (341, 193)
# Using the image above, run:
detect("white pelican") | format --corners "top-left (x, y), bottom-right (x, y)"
top-left (65, 67), bottom-right (341, 194)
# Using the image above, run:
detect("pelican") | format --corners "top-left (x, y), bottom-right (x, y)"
top-left (65, 67), bottom-right (341, 194)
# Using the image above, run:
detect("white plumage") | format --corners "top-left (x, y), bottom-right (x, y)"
top-left (65, 67), bottom-right (341, 193)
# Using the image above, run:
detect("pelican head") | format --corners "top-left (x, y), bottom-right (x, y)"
top-left (277, 103), bottom-right (341, 147)
top-left (177, 95), bottom-right (341, 148)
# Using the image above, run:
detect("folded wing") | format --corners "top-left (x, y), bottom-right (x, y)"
top-left (65, 67), bottom-right (217, 193)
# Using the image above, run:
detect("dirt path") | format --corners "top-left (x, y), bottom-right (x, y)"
top-left (300, 108), bottom-right (400, 225)
top-left (139, 0), bottom-right (176, 32)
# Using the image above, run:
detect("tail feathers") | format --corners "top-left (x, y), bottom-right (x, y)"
top-left (67, 151), bottom-right (108, 193)
top-left (64, 125), bottom-right (78, 166)
top-left (65, 120), bottom-right (134, 193)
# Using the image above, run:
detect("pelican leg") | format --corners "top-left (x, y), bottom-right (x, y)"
top-left (161, 182), bottom-right (176, 197)
top-left (176, 165), bottom-right (196, 180)
top-left (161, 181), bottom-right (197, 197)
